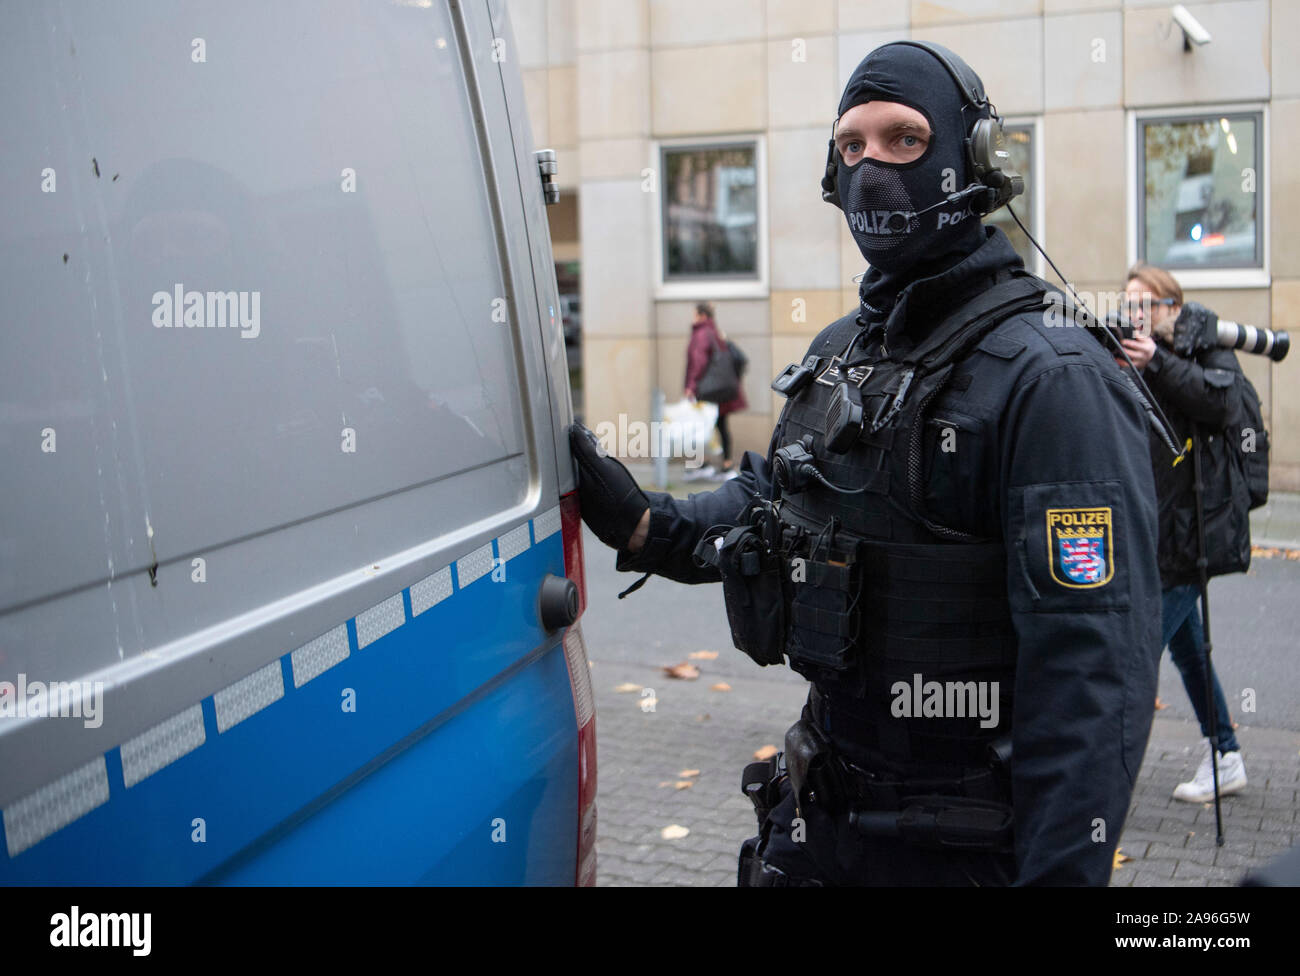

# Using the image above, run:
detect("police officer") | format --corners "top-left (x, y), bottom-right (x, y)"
top-left (570, 42), bottom-right (1160, 886)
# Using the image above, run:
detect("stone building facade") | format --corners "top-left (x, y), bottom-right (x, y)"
top-left (510, 0), bottom-right (1300, 488)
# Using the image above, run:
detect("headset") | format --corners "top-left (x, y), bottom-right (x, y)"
top-left (820, 40), bottom-right (1024, 219)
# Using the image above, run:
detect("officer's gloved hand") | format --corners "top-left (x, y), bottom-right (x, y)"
top-left (568, 422), bottom-right (650, 551)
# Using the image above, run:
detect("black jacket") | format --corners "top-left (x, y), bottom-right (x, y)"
top-left (1142, 340), bottom-right (1250, 587)
top-left (616, 227), bottom-right (1161, 886)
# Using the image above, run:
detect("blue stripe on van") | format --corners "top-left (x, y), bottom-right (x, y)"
top-left (0, 510), bottom-right (576, 884)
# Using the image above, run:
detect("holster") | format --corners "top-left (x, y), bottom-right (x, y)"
top-left (740, 753), bottom-right (785, 829)
top-left (783, 716), bottom-right (848, 817)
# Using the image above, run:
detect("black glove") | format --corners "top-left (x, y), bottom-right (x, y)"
top-left (1173, 302), bottom-right (1218, 357)
top-left (568, 422), bottom-right (650, 551)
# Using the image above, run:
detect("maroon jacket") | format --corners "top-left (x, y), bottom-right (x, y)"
top-left (684, 317), bottom-right (747, 417)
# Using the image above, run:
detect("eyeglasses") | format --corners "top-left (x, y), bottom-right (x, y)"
top-left (1122, 297), bottom-right (1176, 313)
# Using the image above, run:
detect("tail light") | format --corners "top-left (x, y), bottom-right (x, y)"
top-left (559, 489), bottom-right (596, 886)
top-left (559, 491), bottom-right (587, 617)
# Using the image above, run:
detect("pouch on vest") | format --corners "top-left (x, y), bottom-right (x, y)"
top-left (785, 538), bottom-right (865, 695)
top-left (693, 518), bottom-right (788, 667)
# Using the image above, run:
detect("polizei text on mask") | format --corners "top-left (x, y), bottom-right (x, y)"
top-left (847, 208), bottom-right (969, 235)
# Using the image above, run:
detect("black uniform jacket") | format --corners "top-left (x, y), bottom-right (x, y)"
top-left (617, 227), bottom-right (1162, 886)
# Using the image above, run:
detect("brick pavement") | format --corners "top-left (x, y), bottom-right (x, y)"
top-left (590, 656), bottom-right (1300, 887)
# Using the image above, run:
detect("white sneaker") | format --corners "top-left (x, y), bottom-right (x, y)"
top-left (714, 468), bottom-right (739, 481)
top-left (1172, 740), bottom-right (1247, 803)
top-left (683, 464), bottom-right (716, 482)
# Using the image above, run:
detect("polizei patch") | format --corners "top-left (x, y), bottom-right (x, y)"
top-left (1046, 507), bottom-right (1113, 588)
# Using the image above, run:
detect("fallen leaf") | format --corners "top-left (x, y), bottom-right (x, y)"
top-left (1253, 545), bottom-right (1300, 560)
top-left (678, 769), bottom-right (700, 778)
top-left (639, 695), bottom-right (658, 710)
top-left (613, 683), bottom-right (642, 693)
top-left (711, 682), bottom-right (732, 692)
top-left (673, 780), bottom-right (694, 790)
top-left (1154, 696), bottom-right (1168, 710)
top-left (661, 824), bottom-right (690, 840)
top-left (1113, 848), bottom-right (1132, 869)
top-left (689, 650), bottom-right (719, 660)
top-left (696, 713), bottom-right (711, 722)
top-left (663, 662), bottom-right (701, 680)
top-left (753, 744), bottom-right (778, 760)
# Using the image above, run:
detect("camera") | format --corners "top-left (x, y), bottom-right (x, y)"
top-left (1173, 302), bottom-right (1290, 362)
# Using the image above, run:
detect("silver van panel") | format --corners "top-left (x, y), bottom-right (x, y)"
top-left (0, 0), bottom-right (572, 811)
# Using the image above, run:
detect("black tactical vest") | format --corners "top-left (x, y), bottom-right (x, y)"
top-left (770, 273), bottom-right (1046, 774)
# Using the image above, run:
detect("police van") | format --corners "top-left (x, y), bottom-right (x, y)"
top-left (0, 0), bottom-right (595, 884)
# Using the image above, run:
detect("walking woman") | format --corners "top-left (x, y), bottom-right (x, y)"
top-left (684, 302), bottom-right (747, 480)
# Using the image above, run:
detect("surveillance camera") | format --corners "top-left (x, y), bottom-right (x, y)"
top-left (1171, 5), bottom-right (1212, 47)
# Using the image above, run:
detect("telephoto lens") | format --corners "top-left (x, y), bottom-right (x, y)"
top-left (1216, 320), bottom-right (1289, 361)
top-left (1175, 302), bottom-right (1290, 361)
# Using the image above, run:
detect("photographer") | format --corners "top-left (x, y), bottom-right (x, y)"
top-left (1119, 262), bottom-right (1247, 802)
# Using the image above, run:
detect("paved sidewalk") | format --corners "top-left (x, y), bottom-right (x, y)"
top-left (1112, 718), bottom-right (1299, 886)
top-left (591, 660), bottom-right (1300, 887)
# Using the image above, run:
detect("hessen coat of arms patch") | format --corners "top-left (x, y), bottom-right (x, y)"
top-left (1046, 507), bottom-right (1114, 589)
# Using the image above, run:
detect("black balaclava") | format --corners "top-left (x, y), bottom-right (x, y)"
top-left (834, 43), bottom-right (988, 315)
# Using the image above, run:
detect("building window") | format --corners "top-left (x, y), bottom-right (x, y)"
top-left (1137, 110), bottom-right (1263, 272)
top-left (661, 142), bottom-right (759, 281)
top-left (985, 121), bottom-right (1039, 274)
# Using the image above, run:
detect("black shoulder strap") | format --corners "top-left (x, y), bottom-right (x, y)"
top-left (902, 271), bottom-right (1047, 371)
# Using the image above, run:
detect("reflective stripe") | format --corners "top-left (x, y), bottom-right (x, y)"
top-left (291, 625), bottom-right (351, 688)
top-left (410, 565), bottom-right (454, 617)
top-left (356, 593), bottom-right (406, 649)
top-left (457, 542), bottom-right (495, 587)
top-left (3, 757), bottom-right (110, 858)
top-left (214, 661), bottom-right (285, 734)
top-left (497, 522), bottom-right (531, 562)
top-left (121, 704), bottom-right (206, 788)
top-left (533, 505), bottom-right (561, 541)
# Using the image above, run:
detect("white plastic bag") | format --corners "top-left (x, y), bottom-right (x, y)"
top-left (661, 397), bottom-right (717, 467)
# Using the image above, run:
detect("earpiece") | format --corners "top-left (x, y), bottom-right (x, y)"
top-left (821, 132), bottom-right (841, 207)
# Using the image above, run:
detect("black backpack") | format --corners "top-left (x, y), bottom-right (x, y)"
top-left (1190, 358), bottom-right (1264, 581)
top-left (1174, 302), bottom-right (1269, 510)
top-left (1231, 373), bottom-right (1270, 510)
